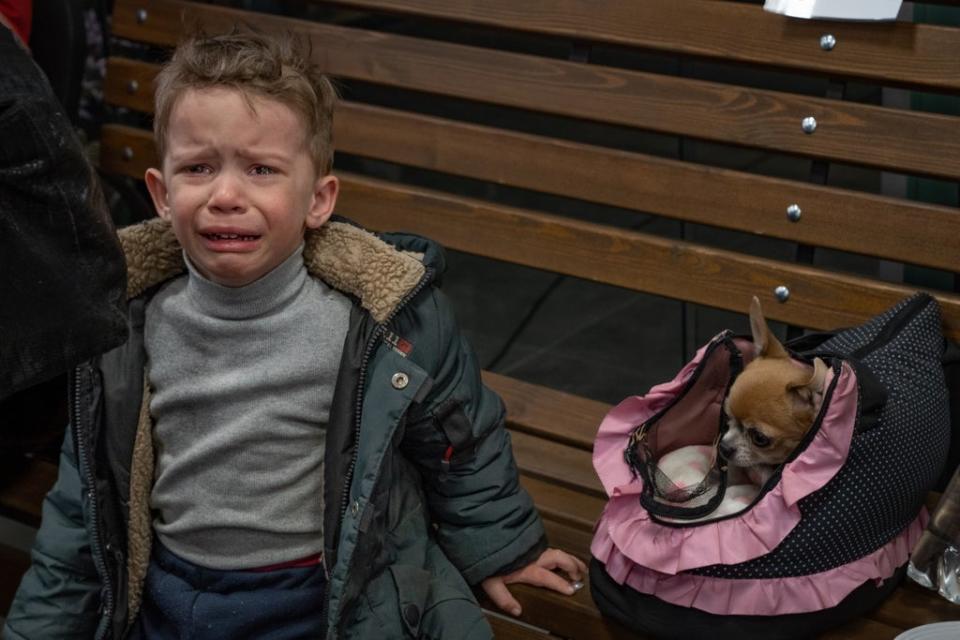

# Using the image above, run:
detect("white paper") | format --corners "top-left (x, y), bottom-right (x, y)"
top-left (763, 0), bottom-right (902, 21)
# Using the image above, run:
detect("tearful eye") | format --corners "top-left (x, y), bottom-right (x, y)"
top-left (252, 165), bottom-right (276, 176)
top-left (748, 428), bottom-right (771, 448)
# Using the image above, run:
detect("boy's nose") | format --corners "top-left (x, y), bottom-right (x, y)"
top-left (208, 173), bottom-right (246, 212)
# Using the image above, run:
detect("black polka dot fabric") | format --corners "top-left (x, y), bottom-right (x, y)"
top-left (693, 293), bottom-right (950, 580)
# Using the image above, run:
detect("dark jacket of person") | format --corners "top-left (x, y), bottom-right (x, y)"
top-left (4, 217), bottom-right (546, 639)
top-left (0, 23), bottom-right (127, 402)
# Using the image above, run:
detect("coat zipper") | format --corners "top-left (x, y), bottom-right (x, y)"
top-left (331, 266), bottom-right (434, 637)
top-left (336, 330), bottom-right (383, 527)
top-left (72, 364), bottom-right (115, 638)
top-left (337, 266), bottom-right (434, 527)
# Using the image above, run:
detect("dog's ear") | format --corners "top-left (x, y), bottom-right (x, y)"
top-left (787, 357), bottom-right (828, 408)
top-left (749, 296), bottom-right (788, 359)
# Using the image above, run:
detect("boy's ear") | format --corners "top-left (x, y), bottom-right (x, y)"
top-left (305, 174), bottom-right (339, 229)
top-left (144, 168), bottom-right (171, 221)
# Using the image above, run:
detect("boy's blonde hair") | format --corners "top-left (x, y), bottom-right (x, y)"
top-left (153, 28), bottom-right (337, 174)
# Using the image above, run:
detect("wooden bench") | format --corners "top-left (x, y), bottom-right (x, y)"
top-left (4, 0), bottom-right (960, 637)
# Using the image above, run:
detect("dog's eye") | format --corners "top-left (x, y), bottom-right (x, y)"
top-left (748, 428), bottom-right (771, 448)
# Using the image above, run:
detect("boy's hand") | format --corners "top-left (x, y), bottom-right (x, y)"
top-left (480, 548), bottom-right (587, 617)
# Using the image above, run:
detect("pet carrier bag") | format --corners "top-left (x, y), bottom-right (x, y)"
top-left (590, 293), bottom-right (951, 640)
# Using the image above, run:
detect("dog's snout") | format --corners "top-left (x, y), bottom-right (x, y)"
top-left (718, 441), bottom-right (734, 461)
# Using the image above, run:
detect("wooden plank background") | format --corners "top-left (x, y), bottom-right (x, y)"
top-left (321, 0), bottom-right (960, 94)
top-left (111, 0), bottom-right (960, 179)
top-left (103, 60), bottom-right (960, 273)
top-left (97, 125), bottom-right (960, 342)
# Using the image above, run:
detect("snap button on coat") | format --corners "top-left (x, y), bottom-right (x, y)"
top-left (391, 372), bottom-right (409, 389)
top-left (403, 604), bottom-right (420, 627)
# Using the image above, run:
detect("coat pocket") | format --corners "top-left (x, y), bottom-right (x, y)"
top-left (360, 563), bottom-right (491, 640)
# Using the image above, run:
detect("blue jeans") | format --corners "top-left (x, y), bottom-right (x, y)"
top-left (131, 540), bottom-right (327, 640)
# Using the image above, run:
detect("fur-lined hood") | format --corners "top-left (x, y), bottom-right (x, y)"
top-left (117, 217), bottom-right (430, 323)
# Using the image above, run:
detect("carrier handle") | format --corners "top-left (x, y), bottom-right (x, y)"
top-left (638, 465), bottom-right (730, 521)
top-left (785, 330), bottom-right (844, 354)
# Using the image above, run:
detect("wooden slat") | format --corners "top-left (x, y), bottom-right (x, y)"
top-left (324, 0), bottom-right (960, 94)
top-left (521, 475), bottom-right (605, 533)
top-left (486, 614), bottom-right (555, 639)
top-left (100, 124), bottom-right (155, 178)
top-left (541, 517), bottom-right (595, 565)
top-left (99, 94), bottom-right (960, 273)
top-left (108, 1), bottom-right (960, 179)
top-left (872, 582), bottom-right (960, 630)
top-left (510, 431), bottom-right (603, 498)
top-left (103, 58), bottom-right (155, 113)
top-left (98, 125), bottom-right (960, 341)
top-left (486, 371), bottom-right (609, 451)
top-left (333, 103), bottom-right (960, 274)
top-left (337, 173), bottom-right (960, 341)
top-left (503, 578), bottom-right (637, 640)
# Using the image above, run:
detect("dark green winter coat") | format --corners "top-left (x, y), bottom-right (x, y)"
top-left (4, 217), bottom-right (546, 639)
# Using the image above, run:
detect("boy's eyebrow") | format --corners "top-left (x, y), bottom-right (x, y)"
top-left (236, 148), bottom-right (294, 165)
top-left (165, 146), bottom-right (295, 165)
top-left (166, 153), bottom-right (208, 167)
top-left (166, 143), bottom-right (214, 161)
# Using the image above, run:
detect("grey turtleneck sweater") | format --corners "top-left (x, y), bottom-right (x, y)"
top-left (144, 245), bottom-right (352, 569)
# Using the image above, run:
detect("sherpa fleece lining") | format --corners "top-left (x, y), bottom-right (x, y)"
top-left (119, 217), bottom-right (426, 324)
top-left (118, 217), bottom-right (426, 627)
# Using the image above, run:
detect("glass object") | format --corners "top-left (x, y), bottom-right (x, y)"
top-left (908, 465), bottom-right (960, 603)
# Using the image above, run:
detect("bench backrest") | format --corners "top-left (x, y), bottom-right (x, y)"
top-left (96, 0), bottom-right (960, 502)
top-left (102, 0), bottom-right (960, 347)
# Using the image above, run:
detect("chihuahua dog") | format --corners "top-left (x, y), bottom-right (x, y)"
top-left (720, 297), bottom-right (827, 485)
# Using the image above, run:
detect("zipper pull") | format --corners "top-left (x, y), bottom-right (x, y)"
top-left (441, 445), bottom-right (454, 471)
top-left (439, 445), bottom-right (455, 481)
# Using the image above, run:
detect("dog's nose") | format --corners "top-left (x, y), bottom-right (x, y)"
top-left (718, 442), bottom-right (733, 461)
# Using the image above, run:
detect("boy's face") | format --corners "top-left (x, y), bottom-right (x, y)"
top-left (145, 87), bottom-right (338, 287)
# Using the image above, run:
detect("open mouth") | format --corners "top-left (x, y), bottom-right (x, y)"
top-left (203, 232), bottom-right (260, 241)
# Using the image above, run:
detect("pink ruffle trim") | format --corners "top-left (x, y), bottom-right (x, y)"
top-left (592, 511), bottom-right (927, 615)
top-left (592, 355), bottom-right (858, 574)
